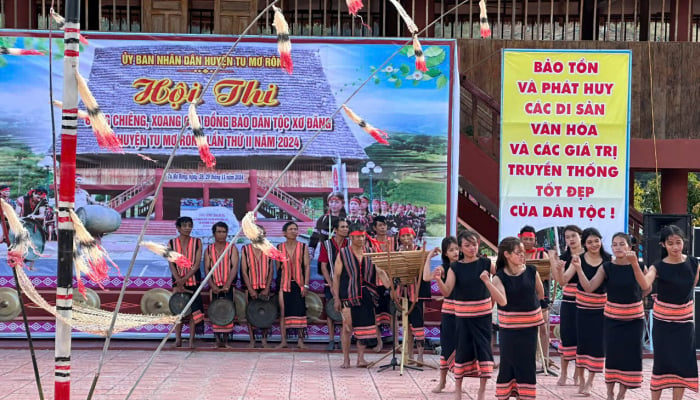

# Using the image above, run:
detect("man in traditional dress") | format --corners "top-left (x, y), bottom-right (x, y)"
top-left (240, 224), bottom-right (273, 348)
top-left (277, 221), bottom-right (311, 349)
top-left (332, 224), bottom-right (390, 368)
top-left (16, 187), bottom-right (48, 220)
top-left (368, 215), bottom-right (394, 352)
top-left (397, 226), bottom-right (429, 364)
top-left (204, 221), bottom-right (239, 349)
top-left (319, 218), bottom-right (349, 350)
top-left (168, 216), bottom-right (204, 348)
top-left (308, 192), bottom-right (346, 259)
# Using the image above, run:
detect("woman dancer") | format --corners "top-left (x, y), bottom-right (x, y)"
top-left (492, 237), bottom-right (545, 400)
top-left (630, 225), bottom-right (699, 400)
top-left (422, 236), bottom-right (460, 393)
top-left (577, 233), bottom-right (646, 400)
top-left (550, 225), bottom-right (584, 386)
top-left (434, 230), bottom-right (501, 400)
top-left (573, 228), bottom-right (611, 395)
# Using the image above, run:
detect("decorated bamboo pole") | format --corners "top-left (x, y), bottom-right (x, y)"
top-left (56, 1), bottom-right (80, 399)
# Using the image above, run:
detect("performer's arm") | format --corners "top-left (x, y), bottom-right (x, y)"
top-left (204, 247), bottom-right (219, 293)
top-left (302, 245), bottom-right (311, 296)
top-left (560, 260), bottom-right (578, 285)
top-left (422, 247), bottom-right (441, 282)
top-left (262, 258), bottom-right (273, 297)
top-left (534, 271), bottom-right (545, 300)
top-left (332, 257), bottom-right (343, 311)
top-left (489, 275), bottom-right (507, 306)
top-left (631, 261), bottom-right (656, 292)
top-left (434, 268), bottom-right (455, 297)
top-left (225, 246), bottom-right (239, 291)
top-left (375, 267), bottom-right (391, 289)
top-left (576, 256), bottom-right (606, 292)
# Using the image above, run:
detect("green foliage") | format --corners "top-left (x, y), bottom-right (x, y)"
top-left (633, 172), bottom-right (700, 225)
top-left (374, 45), bottom-right (448, 89)
top-left (0, 145), bottom-right (50, 198)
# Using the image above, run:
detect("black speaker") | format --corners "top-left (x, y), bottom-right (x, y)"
top-left (642, 214), bottom-right (693, 267)
top-left (694, 227), bottom-right (700, 258)
top-left (696, 288), bottom-right (700, 349)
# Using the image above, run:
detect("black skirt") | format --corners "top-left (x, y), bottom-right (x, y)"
top-left (558, 300), bottom-right (578, 360)
top-left (496, 326), bottom-right (538, 400)
top-left (575, 307), bottom-right (605, 372)
top-left (453, 315), bottom-right (494, 379)
top-left (651, 319), bottom-right (699, 392)
top-left (351, 289), bottom-right (377, 341)
top-left (604, 317), bottom-right (643, 388)
top-left (282, 282), bottom-right (307, 329)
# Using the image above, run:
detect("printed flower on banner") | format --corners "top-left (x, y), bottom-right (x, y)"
top-left (369, 45), bottom-right (448, 89)
top-left (0, 37), bottom-right (48, 67)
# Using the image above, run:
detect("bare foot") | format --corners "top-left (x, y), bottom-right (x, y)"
top-left (174, 340), bottom-right (182, 348)
top-left (557, 375), bottom-right (568, 386)
top-left (356, 361), bottom-right (369, 368)
top-left (224, 344), bottom-right (233, 349)
top-left (262, 340), bottom-right (269, 349)
top-left (431, 382), bottom-right (445, 393)
top-left (340, 361), bottom-right (351, 369)
top-left (246, 342), bottom-right (256, 349)
top-left (297, 342), bottom-right (307, 350)
top-left (476, 388), bottom-right (486, 400)
top-left (580, 382), bottom-right (592, 397)
top-left (276, 342), bottom-right (288, 349)
top-left (188, 342), bottom-right (195, 349)
top-left (373, 341), bottom-right (383, 353)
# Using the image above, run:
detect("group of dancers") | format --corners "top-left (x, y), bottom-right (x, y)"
top-left (166, 214), bottom-right (699, 400)
top-left (425, 224), bottom-right (698, 400)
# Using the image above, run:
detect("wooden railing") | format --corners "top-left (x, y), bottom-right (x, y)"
top-left (257, 179), bottom-right (317, 220)
top-left (460, 75), bottom-right (500, 160)
top-left (107, 176), bottom-right (155, 209)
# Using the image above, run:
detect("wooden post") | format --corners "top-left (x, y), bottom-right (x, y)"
top-left (56, 1), bottom-right (80, 399)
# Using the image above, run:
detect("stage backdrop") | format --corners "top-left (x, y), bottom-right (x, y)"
top-left (0, 32), bottom-right (458, 339)
top-left (499, 49), bottom-right (631, 244)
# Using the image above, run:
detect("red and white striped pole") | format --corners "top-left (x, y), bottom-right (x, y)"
top-left (56, 1), bottom-right (80, 399)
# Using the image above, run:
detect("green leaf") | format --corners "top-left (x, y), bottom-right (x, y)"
top-left (425, 51), bottom-right (446, 68)
top-left (374, 78), bottom-right (380, 84)
top-left (394, 79), bottom-right (402, 88)
top-left (399, 64), bottom-right (410, 75)
top-left (370, 66), bottom-right (377, 72)
top-left (436, 75), bottom-right (448, 89)
top-left (398, 45), bottom-right (412, 56)
top-left (425, 68), bottom-right (441, 78)
top-left (23, 37), bottom-right (34, 49)
top-left (424, 46), bottom-right (444, 58)
top-left (412, 79), bottom-right (420, 86)
top-left (421, 74), bottom-right (434, 81)
top-left (0, 57), bottom-right (6, 68)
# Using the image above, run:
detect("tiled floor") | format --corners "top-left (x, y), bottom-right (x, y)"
top-left (1, 347), bottom-right (698, 399)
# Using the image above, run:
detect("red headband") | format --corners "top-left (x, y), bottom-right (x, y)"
top-left (399, 227), bottom-right (416, 237)
top-left (519, 232), bottom-right (535, 238)
top-left (328, 195), bottom-right (342, 201)
top-left (350, 198), bottom-right (361, 204)
top-left (349, 231), bottom-right (365, 236)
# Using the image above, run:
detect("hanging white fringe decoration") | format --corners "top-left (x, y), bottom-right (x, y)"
top-left (241, 212), bottom-right (286, 261)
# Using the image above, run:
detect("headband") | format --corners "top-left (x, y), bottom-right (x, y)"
top-left (399, 227), bottom-right (416, 237)
top-left (328, 195), bottom-right (342, 201)
top-left (519, 232), bottom-right (535, 238)
top-left (349, 231), bottom-right (365, 236)
top-left (349, 198), bottom-right (361, 204)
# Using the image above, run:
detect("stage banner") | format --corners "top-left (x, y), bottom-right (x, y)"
top-left (499, 50), bottom-right (631, 244)
top-left (0, 33), bottom-right (458, 339)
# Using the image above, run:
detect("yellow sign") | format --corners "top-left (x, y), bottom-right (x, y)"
top-left (499, 50), bottom-right (631, 242)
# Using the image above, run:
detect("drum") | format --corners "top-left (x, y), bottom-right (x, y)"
top-left (324, 298), bottom-right (343, 322)
top-left (8, 219), bottom-right (46, 261)
top-left (246, 297), bottom-right (278, 329)
top-left (76, 205), bottom-right (121, 236)
top-left (233, 289), bottom-right (248, 323)
top-left (208, 298), bottom-right (236, 326)
top-left (169, 292), bottom-right (192, 316)
top-left (305, 291), bottom-right (323, 323)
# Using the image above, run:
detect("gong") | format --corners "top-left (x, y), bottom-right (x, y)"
top-left (324, 297), bottom-right (343, 322)
top-left (73, 288), bottom-right (101, 309)
top-left (168, 292), bottom-right (192, 316)
top-left (233, 289), bottom-right (247, 323)
top-left (208, 298), bottom-right (235, 326)
top-left (246, 297), bottom-right (278, 329)
top-left (0, 288), bottom-right (21, 321)
top-left (305, 291), bottom-right (323, 323)
top-left (140, 288), bottom-right (172, 315)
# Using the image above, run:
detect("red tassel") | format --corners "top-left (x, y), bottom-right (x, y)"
top-left (342, 104), bottom-right (390, 145)
top-left (264, 246), bottom-right (286, 262)
top-left (0, 47), bottom-right (44, 56)
top-left (272, 6), bottom-right (293, 74)
top-left (346, 0), bottom-right (364, 15)
top-left (75, 71), bottom-right (123, 153)
top-left (188, 103), bottom-right (216, 168)
top-left (479, 0), bottom-right (492, 38)
top-left (412, 35), bottom-right (428, 72)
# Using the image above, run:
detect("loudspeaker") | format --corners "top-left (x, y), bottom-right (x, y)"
top-left (696, 288), bottom-right (700, 349)
top-left (694, 227), bottom-right (700, 258)
top-left (642, 214), bottom-right (693, 267)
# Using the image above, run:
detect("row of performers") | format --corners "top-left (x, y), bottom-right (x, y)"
top-left (166, 215), bottom-right (430, 355)
top-left (308, 192), bottom-right (427, 249)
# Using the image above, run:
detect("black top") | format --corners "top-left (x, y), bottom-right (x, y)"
top-left (656, 257), bottom-right (699, 305)
top-left (603, 262), bottom-right (642, 304)
top-left (577, 254), bottom-right (606, 294)
top-left (496, 265), bottom-right (540, 312)
top-left (451, 257), bottom-right (491, 302)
